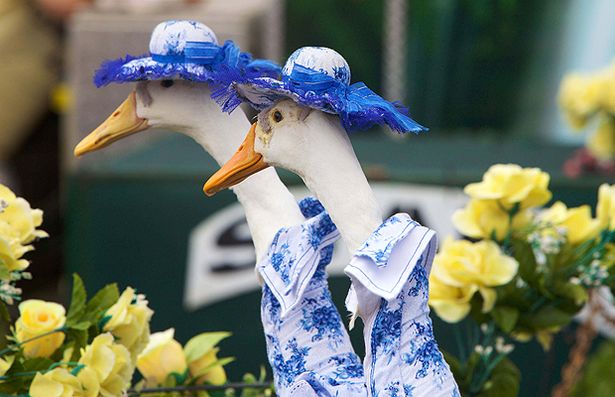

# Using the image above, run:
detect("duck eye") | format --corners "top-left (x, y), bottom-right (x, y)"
top-left (272, 110), bottom-right (283, 123)
top-left (161, 80), bottom-right (174, 88)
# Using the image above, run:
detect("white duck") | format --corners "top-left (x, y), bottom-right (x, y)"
top-left (75, 21), bottom-right (367, 397)
top-left (75, 80), bottom-right (303, 258)
top-left (205, 46), bottom-right (460, 397)
top-left (76, 80), bottom-right (367, 397)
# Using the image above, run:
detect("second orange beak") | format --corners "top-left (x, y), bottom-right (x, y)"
top-left (203, 123), bottom-right (270, 196)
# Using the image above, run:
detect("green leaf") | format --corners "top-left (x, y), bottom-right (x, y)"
top-left (22, 357), bottom-right (54, 372)
top-left (69, 322), bottom-right (91, 331)
top-left (552, 281), bottom-right (588, 306)
top-left (65, 328), bottom-right (88, 361)
top-left (0, 259), bottom-right (9, 281)
top-left (83, 283), bottom-right (119, 324)
top-left (478, 357), bottom-right (520, 397)
top-left (572, 340), bottom-right (615, 397)
top-left (184, 332), bottom-right (232, 363)
top-left (526, 306), bottom-right (573, 330)
top-left (492, 306), bottom-right (519, 333)
top-left (511, 239), bottom-right (539, 284)
top-left (243, 372), bottom-right (257, 384)
top-left (0, 301), bottom-right (10, 323)
top-left (66, 274), bottom-right (87, 327)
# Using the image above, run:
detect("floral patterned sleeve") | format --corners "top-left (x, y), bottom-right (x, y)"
top-left (345, 214), bottom-right (460, 397)
top-left (259, 197), bottom-right (366, 396)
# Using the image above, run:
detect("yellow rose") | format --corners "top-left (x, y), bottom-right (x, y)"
top-left (428, 274), bottom-right (478, 323)
top-left (137, 328), bottom-right (187, 386)
top-left (0, 233), bottom-right (30, 275)
top-left (587, 118), bottom-right (615, 161)
top-left (453, 199), bottom-right (531, 240)
top-left (0, 184), bottom-right (47, 245)
top-left (75, 367), bottom-right (100, 397)
top-left (29, 368), bottom-right (82, 397)
top-left (464, 164), bottom-right (552, 210)
top-left (538, 201), bottom-right (600, 244)
top-left (78, 333), bottom-right (133, 397)
top-left (184, 332), bottom-right (231, 385)
top-left (431, 239), bottom-right (518, 314)
top-left (597, 184), bottom-right (615, 230)
top-left (103, 287), bottom-right (153, 359)
top-left (16, 300), bottom-right (66, 358)
top-left (559, 72), bottom-right (608, 128)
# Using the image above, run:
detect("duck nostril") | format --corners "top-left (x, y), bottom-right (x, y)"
top-left (113, 111), bottom-right (120, 117)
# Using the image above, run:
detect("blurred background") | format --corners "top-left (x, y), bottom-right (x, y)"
top-left (2, 0), bottom-right (614, 395)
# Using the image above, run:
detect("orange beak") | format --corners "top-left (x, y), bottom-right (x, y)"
top-left (203, 123), bottom-right (269, 196)
top-left (74, 91), bottom-right (149, 156)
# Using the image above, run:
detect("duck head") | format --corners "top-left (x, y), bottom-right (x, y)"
top-left (74, 80), bottom-right (227, 157)
top-left (203, 98), bottom-right (354, 196)
top-left (74, 19), bottom-right (261, 159)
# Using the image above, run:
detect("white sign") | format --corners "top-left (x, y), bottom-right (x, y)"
top-left (184, 182), bottom-right (468, 310)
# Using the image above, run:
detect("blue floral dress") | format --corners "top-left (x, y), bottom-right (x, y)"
top-left (260, 197), bottom-right (367, 396)
top-left (345, 214), bottom-right (460, 397)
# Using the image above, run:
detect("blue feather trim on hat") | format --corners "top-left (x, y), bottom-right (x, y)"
top-left (213, 46), bottom-right (427, 134)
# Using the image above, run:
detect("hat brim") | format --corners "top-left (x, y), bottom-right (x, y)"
top-left (226, 76), bottom-right (427, 134)
top-left (233, 77), bottom-right (338, 114)
top-left (93, 55), bottom-right (216, 88)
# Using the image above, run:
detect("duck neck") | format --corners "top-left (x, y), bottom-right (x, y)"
top-left (185, 108), bottom-right (303, 258)
top-left (299, 123), bottom-right (382, 254)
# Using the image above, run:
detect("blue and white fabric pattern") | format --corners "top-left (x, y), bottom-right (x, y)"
top-left (213, 46), bottom-right (427, 134)
top-left (345, 214), bottom-right (459, 397)
top-left (93, 20), bottom-right (280, 87)
top-left (260, 197), bottom-right (366, 396)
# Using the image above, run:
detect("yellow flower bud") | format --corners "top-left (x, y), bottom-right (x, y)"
top-left (559, 72), bottom-right (609, 129)
top-left (538, 201), bottom-right (600, 244)
top-left (0, 356), bottom-right (14, 377)
top-left (597, 184), bottom-right (615, 230)
top-left (453, 199), bottom-right (530, 240)
top-left (0, 233), bottom-right (29, 276)
top-left (137, 328), bottom-right (187, 386)
top-left (429, 239), bottom-right (518, 320)
top-left (103, 287), bottom-right (153, 359)
top-left (587, 118), bottom-right (615, 161)
top-left (29, 368), bottom-right (82, 397)
top-left (76, 367), bottom-right (100, 397)
top-left (0, 185), bottom-right (47, 245)
top-left (78, 333), bottom-right (133, 397)
top-left (189, 348), bottom-right (227, 385)
top-left (428, 274), bottom-right (477, 323)
top-left (464, 164), bottom-right (552, 210)
top-left (15, 300), bottom-right (66, 358)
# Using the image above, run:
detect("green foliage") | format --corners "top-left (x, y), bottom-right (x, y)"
top-left (446, 350), bottom-right (520, 397)
top-left (66, 274), bottom-right (87, 327)
top-left (184, 332), bottom-right (232, 363)
top-left (491, 306), bottom-right (518, 333)
top-left (478, 357), bottom-right (520, 397)
top-left (83, 283), bottom-right (119, 325)
top-left (0, 275), bottom-right (121, 395)
top-left (572, 340), bottom-right (615, 397)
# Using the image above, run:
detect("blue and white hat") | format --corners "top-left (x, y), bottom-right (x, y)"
top-left (93, 20), bottom-right (280, 88)
top-left (214, 46), bottom-right (427, 133)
